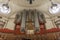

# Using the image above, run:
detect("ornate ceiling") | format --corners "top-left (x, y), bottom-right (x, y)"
top-left (0, 0), bottom-right (60, 19)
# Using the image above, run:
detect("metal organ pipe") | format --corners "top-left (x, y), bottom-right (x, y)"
top-left (38, 12), bottom-right (46, 32)
top-left (34, 10), bottom-right (40, 32)
top-left (15, 12), bottom-right (22, 24)
top-left (15, 12), bottom-right (22, 34)
top-left (38, 12), bottom-right (46, 23)
top-left (15, 10), bottom-right (46, 34)
top-left (20, 11), bottom-right (26, 32)
top-left (25, 10), bottom-right (35, 30)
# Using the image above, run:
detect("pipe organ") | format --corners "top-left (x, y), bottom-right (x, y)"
top-left (15, 9), bottom-right (46, 34)
top-left (0, 10), bottom-right (60, 40)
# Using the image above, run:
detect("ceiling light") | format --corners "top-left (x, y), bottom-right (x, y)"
top-left (49, 3), bottom-right (60, 14)
top-left (49, 0), bottom-right (60, 14)
top-left (0, 0), bottom-right (11, 14)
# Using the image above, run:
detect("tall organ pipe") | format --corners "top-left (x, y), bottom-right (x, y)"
top-left (34, 10), bottom-right (40, 32)
top-left (15, 12), bottom-right (22, 24)
top-left (20, 11), bottom-right (26, 32)
top-left (38, 12), bottom-right (46, 24)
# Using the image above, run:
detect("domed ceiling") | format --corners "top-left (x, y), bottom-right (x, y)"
top-left (0, 0), bottom-right (60, 18)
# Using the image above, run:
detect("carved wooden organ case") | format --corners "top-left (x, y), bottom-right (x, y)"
top-left (15, 9), bottom-right (46, 34)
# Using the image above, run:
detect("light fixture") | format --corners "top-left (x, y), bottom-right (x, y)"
top-left (49, 0), bottom-right (60, 14)
top-left (27, 0), bottom-right (35, 4)
top-left (0, 0), bottom-right (11, 14)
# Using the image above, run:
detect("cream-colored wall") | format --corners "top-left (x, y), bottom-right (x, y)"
top-left (5, 19), bottom-right (15, 30)
top-left (45, 19), bottom-right (54, 29)
top-left (44, 14), bottom-right (57, 29)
